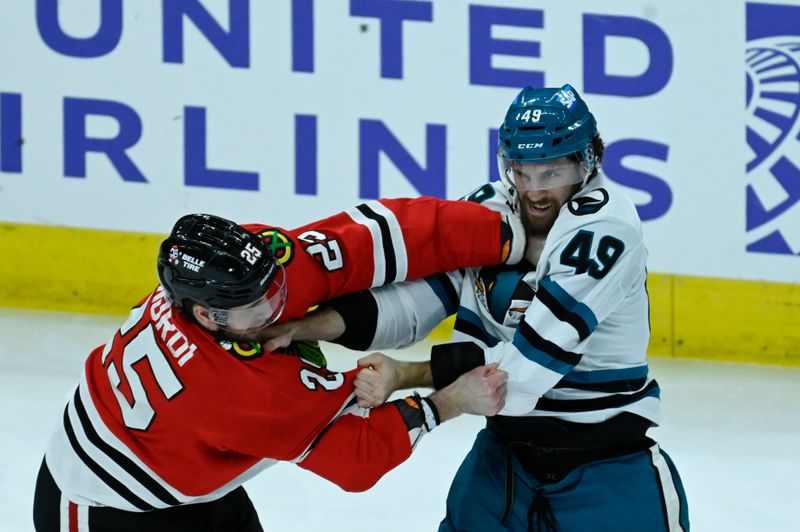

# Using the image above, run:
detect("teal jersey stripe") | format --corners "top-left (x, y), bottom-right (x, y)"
top-left (643, 382), bottom-right (661, 400)
top-left (563, 365), bottom-right (649, 384)
top-left (537, 380), bottom-right (661, 412)
top-left (512, 330), bottom-right (577, 375)
top-left (456, 306), bottom-right (499, 347)
top-left (539, 276), bottom-right (598, 333)
top-left (424, 274), bottom-right (458, 316)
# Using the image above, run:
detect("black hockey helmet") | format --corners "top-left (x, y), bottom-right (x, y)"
top-left (157, 214), bottom-right (287, 330)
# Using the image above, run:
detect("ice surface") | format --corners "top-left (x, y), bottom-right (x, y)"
top-left (2, 308), bottom-right (798, 531)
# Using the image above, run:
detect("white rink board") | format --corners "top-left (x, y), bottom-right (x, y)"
top-left (1, 0), bottom-right (800, 283)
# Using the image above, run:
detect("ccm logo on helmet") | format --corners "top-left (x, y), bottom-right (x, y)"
top-left (518, 143), bottom-right (544, 149)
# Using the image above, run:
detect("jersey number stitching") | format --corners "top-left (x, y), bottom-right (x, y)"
top-left (106, 326), bottom-right (184, 431)
top-left (560, 230), bottom-right (625, 279)
top-left (299, 367), bottom-right (345, 391)
top-left (298, 230), bottom-right (344, 271)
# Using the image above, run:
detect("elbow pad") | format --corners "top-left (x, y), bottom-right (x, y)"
top-left (327, 290), bottom-right (378, 350)
top-left (430, 341), bottom-right (486, 390)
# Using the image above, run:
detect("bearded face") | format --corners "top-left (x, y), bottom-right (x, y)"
top-left (506, 158), bottom-right (583, 236)
top-left (518, 184), bottom-right (579, 236)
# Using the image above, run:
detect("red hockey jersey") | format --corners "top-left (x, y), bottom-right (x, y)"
top-left (44, 198), bottom-right (521, 511)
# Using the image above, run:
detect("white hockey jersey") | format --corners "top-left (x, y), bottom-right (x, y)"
top-left (367, 177), bottom-right (660, 424)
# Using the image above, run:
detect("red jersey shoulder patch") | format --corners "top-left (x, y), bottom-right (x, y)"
top-left (257, 228), bottom-right (294, 266)
top-left (217, 339), bottom-right (265, 361)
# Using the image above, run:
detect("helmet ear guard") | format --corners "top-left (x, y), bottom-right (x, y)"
top-left (576, 143), bottom-right (597, 188)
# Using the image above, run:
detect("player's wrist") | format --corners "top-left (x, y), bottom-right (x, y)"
top-left (292, 307), bottom-right (346, 342)
top-left (396, 361), bottom-right (433, 389)
top-left (427, 385), bottom-right (463, 423)
top-left (392, 392), bottom-right (442, 434)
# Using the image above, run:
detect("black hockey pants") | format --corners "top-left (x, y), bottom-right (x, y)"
top-left (33, 459), bottom-right (264, 532)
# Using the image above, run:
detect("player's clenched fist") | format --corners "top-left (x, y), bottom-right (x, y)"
top-left (444, 364), bottom-right (508, 417)
top-left (354, 353), bottom-right (400, 408)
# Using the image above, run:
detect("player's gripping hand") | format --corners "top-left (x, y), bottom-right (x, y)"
top-left (258, 320), bottom-right (298, 351)
top-left (354, 353), bottom-right (400, 408)
top-left (437, 364), bottom-right (508, 418)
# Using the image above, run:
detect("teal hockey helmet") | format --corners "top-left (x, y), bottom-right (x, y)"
top-left (498, 84), bottom-right (598, 190)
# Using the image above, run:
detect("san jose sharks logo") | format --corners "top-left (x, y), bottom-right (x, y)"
top-left (475, 264), bottom-right (536, 327)
top-left (568, 188), bottom-right (609, 216)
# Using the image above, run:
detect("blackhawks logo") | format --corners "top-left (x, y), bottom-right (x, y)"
top-left (218, 339), bottom-right (265, 360)
top-left (282, 340), bottom-right (328, 369)
top-left (258, 229), bottom-right (294, 265)
top-left (217, 338), bottom-right (327, 367)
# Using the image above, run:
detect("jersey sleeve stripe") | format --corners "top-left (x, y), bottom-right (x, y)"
top-left (72, 388), bottom-right (182, 506)
top-left (345, 205), bottom-right (386, 286)
top-left (424, 274), bottom-right (459, 316)
top-left (369, 200), bottom-right (409, 282)
top-left (454, 307), bottom-right (499, 347)
top-left (553, 377), bottom-right (648, 393)
top-left (350, 203), bottom-right (396, 285)
top-left (62, 402), bottom-right (156, 511)
top-left (118, 294), bottom-right (152, 338)
top-left (537, 277), bottom-right (598, 340)
top-left (562, 364), bottom-right (649, 384)
top-left (513, 321), bottom-right (582, 374)
top-left (295, 396), bottom-right (360, 463)
top-left (535, 380), bottom-right (660, 412)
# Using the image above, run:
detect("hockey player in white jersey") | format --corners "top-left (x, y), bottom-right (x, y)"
top-left (263, 84), bottom-right (689, 531)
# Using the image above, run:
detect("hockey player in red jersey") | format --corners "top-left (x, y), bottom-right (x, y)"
top-left (32, 197), bottom-right (523, 532)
